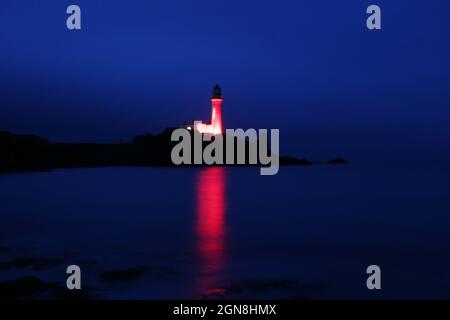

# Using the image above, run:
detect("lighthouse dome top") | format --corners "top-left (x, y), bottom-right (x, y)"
top-left (212, 84), bottom-right (222, 99)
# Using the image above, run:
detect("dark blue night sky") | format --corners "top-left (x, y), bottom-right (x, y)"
top-left (1, 0), bottom-right (449, 160)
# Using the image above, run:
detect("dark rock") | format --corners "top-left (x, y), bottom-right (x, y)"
top-left (47, 285), bottom-right (98, 300)
top-left (0, 276), bottom-right (98, 300)
top-left (0, 257), bottom-right (63, 271)
top-left (226, 280), bottom-right (300, 294)
top-left (0, 277), bottom-right (55, 300)
top-left (100, 267), bottom-right (149, 283)
top-left (326, 157), bottom-right (348, 164)
top-left (100, 265), bottom-right (179, 283)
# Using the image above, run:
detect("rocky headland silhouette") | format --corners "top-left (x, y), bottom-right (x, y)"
top-left (0, 130), bottom-right (345, 174)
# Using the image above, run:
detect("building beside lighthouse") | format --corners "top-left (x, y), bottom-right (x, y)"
top-left (184, 84), bottom-right (223, 135)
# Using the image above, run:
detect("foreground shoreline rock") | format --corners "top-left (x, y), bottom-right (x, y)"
top-left (0, 131), bottom-right (345, 174)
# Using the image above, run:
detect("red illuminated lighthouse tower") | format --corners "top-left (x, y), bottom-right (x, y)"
top-left (210, 84), bottom-right (223, 134)
top-left (194, 84), bottom-right (224, 134)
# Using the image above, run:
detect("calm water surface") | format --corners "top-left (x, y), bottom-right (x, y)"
top-left (1, 163), bottom-right (450, 299)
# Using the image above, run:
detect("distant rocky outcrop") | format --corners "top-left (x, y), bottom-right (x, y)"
top-left (326, 157), bottom-right (348, 164)
top-left (0, 276), bottom-right (96, 299)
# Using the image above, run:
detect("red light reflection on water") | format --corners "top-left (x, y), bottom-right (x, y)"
top-left (195, 167), bottom-right (226, 294)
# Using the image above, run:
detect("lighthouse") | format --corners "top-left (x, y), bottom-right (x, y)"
top-left (189, 84), bottom-right (224, 135)
top-left (210, 84), bottom-right (223, 134)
